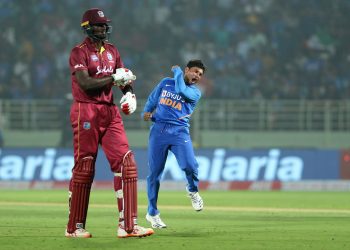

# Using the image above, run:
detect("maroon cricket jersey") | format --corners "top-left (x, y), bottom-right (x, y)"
top-left (69, 37), bottom-right (124, 104)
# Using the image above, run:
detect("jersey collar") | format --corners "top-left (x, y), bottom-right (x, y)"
top-left (84, 37), bottom-right (105, 53)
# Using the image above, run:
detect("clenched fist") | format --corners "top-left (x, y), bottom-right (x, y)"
top-left (120, 92), bottom-right (136, 115)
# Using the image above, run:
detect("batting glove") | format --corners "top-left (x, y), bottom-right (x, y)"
top-left (112, 68), bottom-right (136, 87)
top-left (120, 92), bottom-right (137, 115)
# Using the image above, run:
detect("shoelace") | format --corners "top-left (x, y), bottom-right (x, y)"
top-left (120, 225), bottom-right (137, 233)
top-left (152, 215), bottom-right (163, 224)
top-left (189, 193), bottom-right (200, 202)
top-left (134, 225), bottom-right (151, 233)
top-left (191, 193), bottom-right (204, 206)
top-left (76, 228), bottom-right (87, 233)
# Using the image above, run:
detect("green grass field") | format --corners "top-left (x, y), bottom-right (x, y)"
top-left (0, 189), bottom-right (350, 250)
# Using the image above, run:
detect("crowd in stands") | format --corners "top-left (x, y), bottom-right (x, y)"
top-left (1, 0), bottom-right (350, 100)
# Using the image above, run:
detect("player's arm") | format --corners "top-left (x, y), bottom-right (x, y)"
top-left (142, 81), bottom-right (163, 121)
top-left (70, 46), bottom-right (114, 91)
top-left (75, 70), bottom-right (135, 92)
top-left (120, 84), bottom-right (133, 94)
top-left (75, 70), bottom-right (113, 91)
top-left (172, 66), bottom-right (201, 103)
top-left (75, 69), bottom-right (136, 115)
top-left (112, 59), bottom-right (137, 115)
top-left (112, 51), bottom-right (138, 114)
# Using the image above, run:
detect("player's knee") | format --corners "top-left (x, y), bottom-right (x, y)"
top-left (72, 156), bottom-right (95, 184)
top-left (122, 151), bottom-right (136, 167)
top-left (185, 160), bottom-right (199, 172)
top-left (122, 150), bottom-right (137, 179)
top-left (182, 164), bottom-right (198, 177)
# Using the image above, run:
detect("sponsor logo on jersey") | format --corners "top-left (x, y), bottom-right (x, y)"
top-left (74, 64), bottom-right (84, 69)
top-left (96, 65), bottom-right (114, 75)
top-left (161, 90), bottom-right (185, 102)
top-left (91, 54), bottom-right (98, 61)
top-left (159, 90), bottom-right (184, 110)
top-left (159, 98), bottom-right (182, 110)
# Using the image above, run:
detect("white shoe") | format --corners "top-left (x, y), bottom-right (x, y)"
top-left (146, 213), bottom-right (167, 228)
top-left (188, 191), bottom-right (203, 211)
top-left (117, 224), bottom-right (154, 238)
top-left (65, 228), bottom-right (92, 238)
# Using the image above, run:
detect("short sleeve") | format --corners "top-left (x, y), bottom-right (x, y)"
top-left (69, 47), bottom-right (88, 75)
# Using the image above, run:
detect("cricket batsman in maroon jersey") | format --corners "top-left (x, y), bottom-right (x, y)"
top-left (64, 8), bottom-right (153, 238)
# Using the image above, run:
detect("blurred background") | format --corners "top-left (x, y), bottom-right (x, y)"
top-left (1, 0), bottom-right (350, 189)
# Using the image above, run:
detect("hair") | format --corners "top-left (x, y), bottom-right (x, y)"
top-left (186, 59), bottom-right (206, 73)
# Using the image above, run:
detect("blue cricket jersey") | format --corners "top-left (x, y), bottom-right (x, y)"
top-left (142, 67), bottom-right (202, 127)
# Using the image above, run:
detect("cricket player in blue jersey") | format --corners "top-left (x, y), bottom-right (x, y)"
top-left (142, 59), bottom-right (206, 229)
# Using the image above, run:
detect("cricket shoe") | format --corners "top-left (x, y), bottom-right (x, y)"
top-left (146, 213), bottom-right (167, 228)
top-left (65, 228), bottom-right (92, 238)
top-left (117, 224), bottom-right (154, 238)
top-left (188, 191), bottom-right (204, 211)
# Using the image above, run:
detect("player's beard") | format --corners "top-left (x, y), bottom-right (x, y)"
top-left (94, 32), bottom-right (107, 40)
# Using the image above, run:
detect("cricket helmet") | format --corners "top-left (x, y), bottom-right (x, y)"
top-left (81, 8), bottom-right (112, 41)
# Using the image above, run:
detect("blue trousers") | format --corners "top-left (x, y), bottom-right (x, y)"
top-left (147, 122), bottom-right (199, 216)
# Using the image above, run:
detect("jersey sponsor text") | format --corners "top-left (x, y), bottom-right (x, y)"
top-left (159, 97), bottom-right (182, 110)
top-left (96, 65), bottom-right (114, 75)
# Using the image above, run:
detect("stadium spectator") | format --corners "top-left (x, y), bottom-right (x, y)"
top-left (1, 0), bottom-right (350, 100)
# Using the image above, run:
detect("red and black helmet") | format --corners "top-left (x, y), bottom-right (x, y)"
top-left (81, 8), bottom-right (112, 41)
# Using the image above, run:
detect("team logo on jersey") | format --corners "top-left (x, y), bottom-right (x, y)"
top-left (91, 54), bottom-right (98, 62)
top-left (107, 52), bottom-right (113, 61)
top-left (83, 122), bottom-right (91, 130)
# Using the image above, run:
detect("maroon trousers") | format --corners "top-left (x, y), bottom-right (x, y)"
top-left (70, 102), bottom-right (129, 169)
top-left (67, 102), bottom-right (130, 233)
